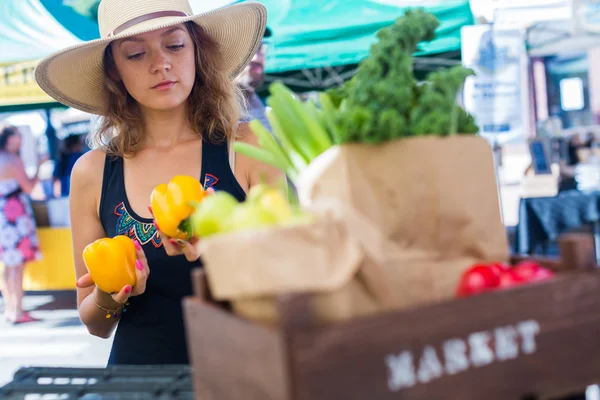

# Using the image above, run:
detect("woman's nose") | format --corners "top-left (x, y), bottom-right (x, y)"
top-left (150, 52), bottom-right (172, 73)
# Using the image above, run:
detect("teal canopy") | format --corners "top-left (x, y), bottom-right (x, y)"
top-left (258, 0), bottom-right (474, 74)
top-left (0, 0), bottom-right (87, 111)
top-left (0, 0), bottom-right (83, 64)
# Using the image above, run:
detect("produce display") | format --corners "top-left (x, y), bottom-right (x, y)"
top-left (234, 8), bottom-right (478, 180)
top-left (150, 175), bottom-right (206, 240)
top-left (189, 184), bottom-right (313, 239)
top-left (455, 261), bottom-right (555, 298)
top-left (82, 235), bottom-right (137, 294)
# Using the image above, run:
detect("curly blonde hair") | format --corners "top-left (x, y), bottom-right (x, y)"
top-left (92, 21), bottom-right (245, 157)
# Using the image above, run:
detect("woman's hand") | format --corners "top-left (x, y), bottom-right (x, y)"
top-left (149, 187), bottom-right (215, 263)
top-left (153, 217), bottom-right (201, 262)
top-left (76, 238), bottom-right (150, 304)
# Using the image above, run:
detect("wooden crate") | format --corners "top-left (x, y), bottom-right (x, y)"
top-left (182, 233), bottom-right (600, 400)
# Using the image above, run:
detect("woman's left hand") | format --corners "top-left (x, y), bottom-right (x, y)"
top-left (150, 209), bottom-right (200, 262)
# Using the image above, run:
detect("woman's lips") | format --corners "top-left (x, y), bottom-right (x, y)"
top-left (153, 81), bottom-right (176, 91)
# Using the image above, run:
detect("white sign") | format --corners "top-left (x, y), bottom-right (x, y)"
top-left (461, 26), bottom-right (528, 142)
top-left (385, 319), bottom-right (540, 392)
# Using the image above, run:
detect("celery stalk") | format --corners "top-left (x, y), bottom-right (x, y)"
top-left (233, 142), bottom-right (281, 170)
top-left (301, 100), bottom-right (333, 152)
top-left (248, 119), bottom-right (296, 175)
top-left (267, 94), bottom-right (317, 162)
top-left (268, 84), bottom-right (321, 161)
top-left (318, 92), bottom-right (342, 144)
top-left (233, 142), bottom-right (299, 182)
top-left (267, 112), bottom-right (308, 173)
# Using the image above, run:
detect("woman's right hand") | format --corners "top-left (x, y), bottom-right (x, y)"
top-left (76, 239), bottom-right (150, 304)
top-left (148, 187), bottom-right (215, 263)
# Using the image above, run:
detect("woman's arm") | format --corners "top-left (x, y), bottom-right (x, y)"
top-left (70, 150), bottom-right (149, 339)
top-left (70, 150), bottom-right (120, 338)
top-left (10, 156), bottom-right (39, 194)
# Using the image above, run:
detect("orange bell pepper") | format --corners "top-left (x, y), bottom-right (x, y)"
top-left (150, 175), bottom-right (206, 240)
top-left (83, 235), bottom-right (137, 294)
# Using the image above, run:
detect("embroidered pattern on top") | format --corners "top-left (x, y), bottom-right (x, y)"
top-left (114, 202), bottom-right (162, 248)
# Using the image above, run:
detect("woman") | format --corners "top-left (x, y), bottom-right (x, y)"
top-left (0, 125), bottom-right (43, 324)
top-left (35, 0), bottom-right (281, 365)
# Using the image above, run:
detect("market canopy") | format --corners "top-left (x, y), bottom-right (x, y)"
top-left (258, 0), bottom-right (474, 91)
top-left (259, 0), bottom-right (472, 73)
top-left (1, 0), bottom-right (474, 109)
top-left (0, 0), bottom-right (96, 111)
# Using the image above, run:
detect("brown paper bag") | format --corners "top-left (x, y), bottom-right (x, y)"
top-left (200, 211), bottom-right (393, 326)
top-left (297, 135), bottom-right (509, 310)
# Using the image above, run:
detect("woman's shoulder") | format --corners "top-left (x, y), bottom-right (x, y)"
top-left (70, 148), bottom-right (107, 189)
top-left (0, 152), bottom-right (24, 176)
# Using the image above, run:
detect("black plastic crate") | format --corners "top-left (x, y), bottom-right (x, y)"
top-left (0, 365), bottom-right (194, 399)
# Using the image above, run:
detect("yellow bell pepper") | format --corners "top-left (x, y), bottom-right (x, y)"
top-left (83, 235), bottom-right (137, 294)
top-left (150, 175), bottom-right (206, 240)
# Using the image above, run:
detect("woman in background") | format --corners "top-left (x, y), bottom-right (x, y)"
top-left (0, 125), bottom-right (43, 324)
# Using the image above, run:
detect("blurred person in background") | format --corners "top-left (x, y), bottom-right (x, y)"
top-left (236, 28), bottom-right (272, 131)
top-left (0, 125), bottom-right (43, 324)
top-left (584, 132), bottom-right (596, 149)
top-left (54, 134), bottom-right (86, 197)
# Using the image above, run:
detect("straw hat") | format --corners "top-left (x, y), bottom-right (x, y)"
top-left (34, 0), bottom-right (267, 115)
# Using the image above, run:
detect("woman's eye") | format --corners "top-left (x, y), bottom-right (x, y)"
top-left (126, 52), bottom-right (144, 60)
top-left (168, 44), bottom-right (185, 51)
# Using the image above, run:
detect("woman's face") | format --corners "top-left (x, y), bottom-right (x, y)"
top-left (112, 24), bottom-right (197, 113)
top-left (5, 131), bottom-right (22, 154)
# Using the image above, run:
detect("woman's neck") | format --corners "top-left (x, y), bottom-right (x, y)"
top-left (140, 104), bottom-right (196, 148)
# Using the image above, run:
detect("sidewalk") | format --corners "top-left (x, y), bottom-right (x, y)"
top-left (0, 291), bottom-right (113, 387)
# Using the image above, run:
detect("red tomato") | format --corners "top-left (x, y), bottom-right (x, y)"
top-left (456, 265), bottom-right (500, 297)
top-left (498, 269), bottom-right (526, 289)
top-left (488, 262), bottom-right (511, 278)
top-left (513, 261), bottom-right (554, 282)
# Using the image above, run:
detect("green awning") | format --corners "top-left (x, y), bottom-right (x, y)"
top-left (258, 0), bottom-right (474, 74)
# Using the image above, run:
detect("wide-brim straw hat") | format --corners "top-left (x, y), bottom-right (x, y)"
top-left (34, 0), bottom-right (267, 115)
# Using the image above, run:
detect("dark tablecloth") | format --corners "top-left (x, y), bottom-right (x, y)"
top-left (516, 190), bottom-right (600, 255)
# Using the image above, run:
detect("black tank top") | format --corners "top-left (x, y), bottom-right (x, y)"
top-left (99, 138), bottom-right (246, 365)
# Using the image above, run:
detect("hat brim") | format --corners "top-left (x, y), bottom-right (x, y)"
top-left (34, 2), bottom-right (267, 115)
